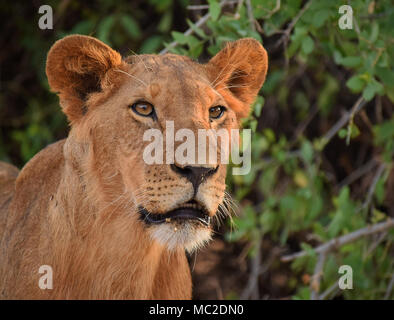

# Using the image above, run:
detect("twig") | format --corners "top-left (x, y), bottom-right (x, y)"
top-left (187, 1), bottom-right (238, 10)
top-left (362, 163), bottom-right (386, 210)
top-left (364, 231), bottom-right (387, 259)
top-left (245, 0), bottom-right (256, 32)
top-left (319, 282), bottom-right (340, 300)
top-left (160, 0), bottom-right (229, 55)
top-left (274, 0), bottom-right (312, 49)
top-left (337, 158), bottom-right (377, 189)
top-left (384, 273), bottom-right (394, 300)
top-left (263, 0), bottom-right (281, 19)
top-left (281, 218), bottom-right (394, 262)
top-left (310, 252), bottom-right (327, 300)
top-left (240, 238), bottom-right (262, 300)
top-left (321, 96), bottom-right (366, 146)
top-left (291, 103), bottom-right (318, 143)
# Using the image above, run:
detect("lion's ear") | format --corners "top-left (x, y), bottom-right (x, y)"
top-left (46, 35), bottom-right (123, 122)
top-left (206, 38), bottom-right (268, 119)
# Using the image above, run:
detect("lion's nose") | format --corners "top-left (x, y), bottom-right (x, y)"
top-left (170, 164), bottom-right (218, 193)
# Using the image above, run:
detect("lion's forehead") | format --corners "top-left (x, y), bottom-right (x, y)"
top-left (123, 55), bottom-right (218, 107)
top-left (126, 54), bottom-right (210, 86)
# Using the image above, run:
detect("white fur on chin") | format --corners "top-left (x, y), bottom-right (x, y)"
top-left (149, 222), bottom-right (212, 253)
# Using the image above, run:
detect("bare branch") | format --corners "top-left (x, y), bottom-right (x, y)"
top-left (310, 252), bottom-right (327, 300)
top-left (319, 282), bottom-right (340, 300)
top-left (187, 1), bottom-right (238, 11)
top-left (321, 96), bottom-right (366, 145)
top-left (160, 0), bottom-right (229, 55)
top-left (274, 0), bottom-right (312, 49)
top-left (264, 0), bottom-right (281, 19)
top-left (362, 163), bottom-right (387, 210)
top-left (245, 0), bottom-right (256, 32)
top-left (281, 218), bottom-right (394, 262)
top-left (240, 238), bottom-right (262, 300)
top-left (384, 273), bottom-right (394, 300)
top-left (337, 158), bottom-right (377, 189)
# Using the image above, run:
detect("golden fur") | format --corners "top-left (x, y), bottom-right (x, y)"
top-left (0, 35), bottom-right (268, 299)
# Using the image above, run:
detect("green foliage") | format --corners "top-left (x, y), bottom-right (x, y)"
top-left (163, 0), bottom-right (394, 300)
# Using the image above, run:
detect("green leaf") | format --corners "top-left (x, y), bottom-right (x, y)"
top-left (341, 56), bottom-right (362, 68)
top-left (253, 96), bottom-right (264, 117)
top-left (376, 67), bottom-right (394, 86)
top-left (301, 36), bottom-right (314, 55)
top-left (186, 19), bottom-right (207, 39)
top-left (157, 11), bottom-right (172, 33)
top-left (139, 35), bottom-right (163, 53)
top-left (97, 16), bottom-right (116, 45)
top-left (208, 0), bottom-right (221, 21)
top-left (300, 140), bottom-right (314, 163)
top-left (374, 177), bottom-right (386, 205)
top-left (369, 22), bottom-right (379, 43)
top-left (171, 31), bottom-right (189, 45)
top-left (338, 128), bottom-right (347, 138)
top-left (346, 75), bottom-right (365, 92)
top-left (120, 15), bottom-right (141, 40)
top-left (362, 80), bottom-right (384, 101)
top-left (312, 9), bottom-right (331, 28)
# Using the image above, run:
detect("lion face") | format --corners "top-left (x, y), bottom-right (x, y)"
top-left (46, 35), bottom-right (268, 252)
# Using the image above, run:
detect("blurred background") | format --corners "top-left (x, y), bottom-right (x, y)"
top-left (0, 0), bottom-right (393, 299)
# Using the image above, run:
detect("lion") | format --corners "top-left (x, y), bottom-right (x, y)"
top-left (0, 35), bottom-right (268, 299)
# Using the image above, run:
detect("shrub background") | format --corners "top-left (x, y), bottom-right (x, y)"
top-left (1, 0), bottom-right (393, 300)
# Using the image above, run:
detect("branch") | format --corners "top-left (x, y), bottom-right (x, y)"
top-left (310, 252), bottom-right (327, 300)
top-left (263, 0), bottom-right (281, 19)
top-left (160, 0), bottom-right (229, 55)
top-left (337, 158), bottom-right (377, 189)
top-left (319, 282), bottom-right (340, 300)
top-left (240, 238), bottom-right (262, 300)
top-left (281, 218), bottom-right (394, 262)
top-left (245, 0), bottom-right (256, 32)
top-left (384, 273), bottom-right (394, 300)
top-left (187, 1), bottom-right (239, 10)
top-left (362, 163), bottom-right (387, 210)
top-left (321, 96), bottom-right (366, 145)
top-left (274, 0), bottom-right (312, 49)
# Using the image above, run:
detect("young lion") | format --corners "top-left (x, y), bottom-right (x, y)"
top-left (0, 35), bottom-right (268, 299)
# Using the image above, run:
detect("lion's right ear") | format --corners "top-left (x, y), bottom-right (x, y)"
top-left (46, 35), bottom-right (123, 122)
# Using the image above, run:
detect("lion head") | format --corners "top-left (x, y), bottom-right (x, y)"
top-left (46, 35), bottom-right (268, 253)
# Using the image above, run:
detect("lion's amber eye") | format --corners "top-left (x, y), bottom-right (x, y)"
top-left (130, 101), bottom-right (155, 117)
top-left (209, 106), bottom-right (226, 120)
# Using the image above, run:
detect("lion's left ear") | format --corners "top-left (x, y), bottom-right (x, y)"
top-left (206, 38), bottom-right (268, 119)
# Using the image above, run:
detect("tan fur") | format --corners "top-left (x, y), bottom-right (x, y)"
top-left (0, 35), bottom-right (268, 299)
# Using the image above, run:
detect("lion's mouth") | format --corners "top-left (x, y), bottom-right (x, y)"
top-left (138, 200), bottom-right (210, 227)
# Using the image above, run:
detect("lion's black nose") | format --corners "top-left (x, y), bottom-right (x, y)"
top-left (170, 164), bottom-right (218, 193)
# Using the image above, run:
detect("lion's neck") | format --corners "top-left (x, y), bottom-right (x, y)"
top-left (49, 157), bottom-right (191, 299)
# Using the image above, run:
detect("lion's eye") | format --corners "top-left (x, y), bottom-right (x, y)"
top-left (209, 106), bottom-right (226, 120)
top-left (130, 101), bottom-right (155, 117)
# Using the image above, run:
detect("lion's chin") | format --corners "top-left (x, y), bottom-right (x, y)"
top-left (148, 222), bottom-right (212, 253)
